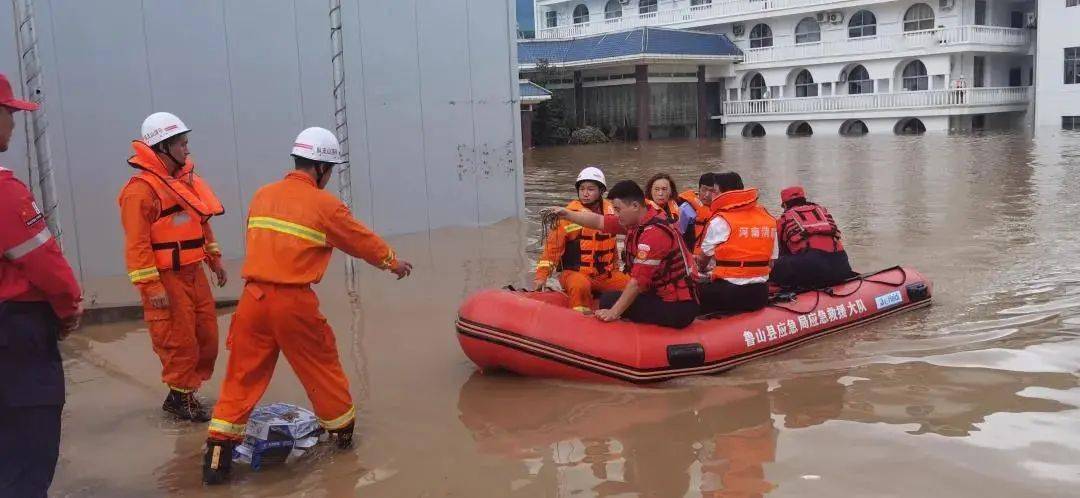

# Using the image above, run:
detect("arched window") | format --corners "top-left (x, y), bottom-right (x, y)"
top-left (795, 70), bottom-right (817, 97)
top-left (848, 10), bottom-right (877, 38)
top-left (640, 0), bottom-right (658, 15)
top-left (604, 0), bottom-right (622, 19)
top-left (904, 4), bottom-right (935, 32)
top-left (545, 10), bottom-right (558, 28)
top-left (795, 18), bottom-right (821, 44)
top-left (847, 65), bottom-right (872, 94)
top-left (902, 60), bottom-right (928, 91)
top-left (749, 24), bottom-right (773, 49)
top-left (748, 74), bottom-right (768, 100)
top-left (896, 117), bottom-right (927, 135)
top-left (743, 123), bottom-right (766, 138)
top-left (573, 4), bottom-right (589, 24)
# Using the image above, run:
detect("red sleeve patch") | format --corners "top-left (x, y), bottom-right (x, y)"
top-left (20, 200), bottom-right (44, 228)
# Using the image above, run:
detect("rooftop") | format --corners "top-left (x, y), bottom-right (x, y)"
top-left (518, 27), bottom-right (741, 70)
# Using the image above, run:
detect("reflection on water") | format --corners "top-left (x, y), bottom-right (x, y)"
top-left (54, 131), bottom-right (1080, 497)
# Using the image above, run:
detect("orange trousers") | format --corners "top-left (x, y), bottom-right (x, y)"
top-left (141, 263), bottom-right (218, 392)
top-left (558, 270), bottom-right (630, 311)
top-left (208, 283), bottom-right (354, 442)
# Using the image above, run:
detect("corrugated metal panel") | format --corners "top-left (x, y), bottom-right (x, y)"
top-left (0, 0), bottom-right (522, 285)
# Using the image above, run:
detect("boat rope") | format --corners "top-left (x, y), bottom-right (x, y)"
top-left (538, 208), bottom-right (561, 245)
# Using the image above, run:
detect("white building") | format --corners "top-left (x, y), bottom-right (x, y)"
top-left (530, 0), bottom-right (1038, 137)
top-left (1034, 0), bottom-right (1080, 131)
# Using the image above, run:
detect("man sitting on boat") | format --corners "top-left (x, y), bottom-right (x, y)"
top-left (695, 172), bottom-right (778, 315)
top-left (551, 180), bottom-right (699, 329)
top-left (534, 167), bottom-right (629, 312)
top-left (770, 186), bottom-right (855, 290)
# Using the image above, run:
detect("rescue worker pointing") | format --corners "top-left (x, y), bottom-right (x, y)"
top-left (203, 127), bottom-right (413, 485)
top-left (0, 72), bottom-right (82, 498)
top-left (118, 112), bottom-right (226, 422)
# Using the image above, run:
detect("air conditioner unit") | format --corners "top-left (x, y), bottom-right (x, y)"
top-left (732, 23), bottom-right (745, 37)
top-left (939, 0), bottom-right (954, 11)
top-left (828, 12), bottom-right (844, 24)
top-left (815, 12), bottom-right (827, 23)
top-left (1025, 11), bottom-right (1037, 28)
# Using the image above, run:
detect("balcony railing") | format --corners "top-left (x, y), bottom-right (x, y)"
top-left (535, 0), bottom-right (887, 39)
top-left (740, 25), bottom-right (1031, 64)
top-left (723, 86), bottom-right (1031, 116)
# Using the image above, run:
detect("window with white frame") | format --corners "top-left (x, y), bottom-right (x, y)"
top-left (902, 61), bottom-right (929, 91)
top-left (750, 23), bottom-right (773, 49)
top-left (847, 65), bottom-right (872, 94)
top-left (849, 10), bottom-right (877, 38)
top-left (795, 70), bottom-right (817, 97)
top-left (604, 0), bottom-right (622, 19)
top-left (573, 4), bottom-right (589, 24)
top-left (748, 74), bottom-right (767, 100)
top-left (904, 4), bottom-right (935, 32)
top-left (1068, 0), bottom-right (1079, 7)
top-left (795, 18), bottom-right (821, 44)
top-left (1064, 116), bottom-right (1080, 130)
top-left (640, 0), bottom-right (658, 15)
top-left (545, 10), bottom-right (557, 28)
top-left (1067, 47), bottom-right (1080, 84)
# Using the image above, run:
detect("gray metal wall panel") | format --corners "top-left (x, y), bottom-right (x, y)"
top-left (0, 2), bottom-right (31, 183)
top-left (222, 0), bottom-right (305, 199)
top-left (142, 0), bottom-right (245, 259)
top-left (355, 0), bottom-right (430, 235)
top-left (48, 0), bottom-right (154, 278)
top-left (416, 0), bottom-right (480, 228)
top-left (467, 0), bottom-right (520, 225)
top-left (1, 0), bottom-right (521, 285)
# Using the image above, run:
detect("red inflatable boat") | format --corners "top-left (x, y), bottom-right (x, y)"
top-left (457, 266), bottom-right (931, 383)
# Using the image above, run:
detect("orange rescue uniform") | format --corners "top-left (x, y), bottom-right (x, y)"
top-left (119, 141), bottom-right (224, 393)
top-left (535, 199), bottom-right (629, 311)
top-left (208, 171), bottom-right (398, 441)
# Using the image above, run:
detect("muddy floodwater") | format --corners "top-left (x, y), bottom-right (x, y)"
top-left (55, 132), bottom-right (1080, 497)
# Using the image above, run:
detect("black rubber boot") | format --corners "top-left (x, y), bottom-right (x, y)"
top-left (327, 421), bottom-right (355, 450)
top-left (203, 439), bottom-right (235, 485)
top-left (162, 389), bottom-right (211, 422)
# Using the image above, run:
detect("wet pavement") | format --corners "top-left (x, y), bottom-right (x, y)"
top-left (54, 131), bottom-right (1080, 496)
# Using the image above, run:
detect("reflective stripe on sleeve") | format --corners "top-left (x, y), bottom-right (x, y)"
top-left (634, 258), bottom-right (662, 266)
top-left (248, 216), bottom-right (327, 245)
top-left (128, 266), bottom-right (161, 283)
top-left (3, 227), bottom-right (52, 260)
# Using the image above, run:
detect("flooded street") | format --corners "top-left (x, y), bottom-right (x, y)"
top-left (55, 132), bottom-right (1080, 497)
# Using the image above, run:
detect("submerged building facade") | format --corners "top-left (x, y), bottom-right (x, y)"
top-left (526, 0), bottom-right (1039, 138)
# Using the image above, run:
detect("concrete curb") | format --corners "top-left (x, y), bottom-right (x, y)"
top-left (83, 300), bottom-right (239, 326)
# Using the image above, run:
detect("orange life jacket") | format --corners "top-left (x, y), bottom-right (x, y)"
top-left (779, 203), bottom-right (844, 254)
top-left (122, 141), bottom-right (223, 271)
top-left (677, 189), bottom-right (710, 247)
top-left (646, 198), bottom-right (680, 224)
top-left (708, 188), bottom-right (776, 280)
top-left (560, 200), bottom-right (618, 276)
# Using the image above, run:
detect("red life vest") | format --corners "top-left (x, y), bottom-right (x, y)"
top-left (625, 214), bottom-right (698, 303)
top-left (779, 203), bottom-right (843, 254)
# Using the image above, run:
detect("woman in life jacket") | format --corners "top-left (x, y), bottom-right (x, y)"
top-left (645, 173), bottom-right (683, 228)
top-left (770, 186), bottom-right (856, 290)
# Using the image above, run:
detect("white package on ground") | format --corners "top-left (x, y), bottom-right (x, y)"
top-left (233, 403), bottom-right (326, 470)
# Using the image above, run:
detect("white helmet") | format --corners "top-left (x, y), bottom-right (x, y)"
top-left (575, 166), bottom-right (606, 190)
top-left (291, 127), bottom-right (344, 164)
top-left (141, 112), bottom-right (190, 146)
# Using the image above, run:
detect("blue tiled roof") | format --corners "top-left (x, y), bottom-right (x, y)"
top-left (519, 27), bottom-right (741, 68)
top-left (520, 81), bottom-right (552, 98)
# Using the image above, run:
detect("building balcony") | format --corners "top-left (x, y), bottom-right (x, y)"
top-left (739, 25), bottom-right (1031, 67)
top-left (534, 0), bottom-right (891, 40)
top-left (723, 86), bottom-right (1031, 122)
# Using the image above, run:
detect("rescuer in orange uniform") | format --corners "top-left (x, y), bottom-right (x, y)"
top-left (203, 127), bottom-right (413, 485)
top-left (119, 112), bottom-right (227, 422)
top-left (533, 167), bottom-right (629, 312)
